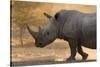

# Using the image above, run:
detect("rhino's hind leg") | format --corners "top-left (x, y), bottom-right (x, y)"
top-left (67, 39), bottom-right (78, 61)
top-left (78, 44), bottom-right (88, 60)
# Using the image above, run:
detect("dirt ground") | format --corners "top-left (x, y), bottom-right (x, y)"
top-left (11, 39), bottom-right (96, 66)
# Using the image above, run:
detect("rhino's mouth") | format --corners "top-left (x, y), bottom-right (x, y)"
top-left (36, 45), bottom-right (44, 48)
top-left (36, 40), bottom-right (54, 48)
top-left (36, 43), bottom-right (46, 48)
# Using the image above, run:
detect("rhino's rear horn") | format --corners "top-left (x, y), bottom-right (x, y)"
top-left (39, 26), bottom-right (42, 32)
top-left (43, 13), bottom-right (52, 18)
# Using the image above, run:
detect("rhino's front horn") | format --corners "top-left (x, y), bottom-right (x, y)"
top-left (43, 13), bottom-right (52, 18)
top-left (26, 24), bottom-right (38, 39)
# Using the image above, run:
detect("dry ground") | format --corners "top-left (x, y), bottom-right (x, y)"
top-left (11, 39), bottom-right (96, 66)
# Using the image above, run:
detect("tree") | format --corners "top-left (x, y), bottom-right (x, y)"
top-left (11, 1), bottom-right (45, 46)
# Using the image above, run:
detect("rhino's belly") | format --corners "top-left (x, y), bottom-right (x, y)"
top-left (81, 38), bottom-right (96, 49)
top-left (81, 19), bottom-right (96, 49)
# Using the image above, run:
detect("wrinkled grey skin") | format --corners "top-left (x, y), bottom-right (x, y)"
top-left (26, 10), bottom-right (96, 61)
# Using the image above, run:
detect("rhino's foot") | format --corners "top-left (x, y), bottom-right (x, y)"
top-left (67, 57), bottom-right (76, 62)
top-left (82, 53), bottom-right (88, 60)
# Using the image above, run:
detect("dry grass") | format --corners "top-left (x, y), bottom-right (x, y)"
top-left (11, 39), bottom-right (96, 63)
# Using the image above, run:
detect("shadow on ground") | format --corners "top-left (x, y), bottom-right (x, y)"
top-left (11, 60), bottom-right (96, 66)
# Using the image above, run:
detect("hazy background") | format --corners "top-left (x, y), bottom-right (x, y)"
top-left (11, 1), bottom-right (96, 65)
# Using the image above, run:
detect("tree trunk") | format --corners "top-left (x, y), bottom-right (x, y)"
top-left (19, 27), bottom-right (24, 46)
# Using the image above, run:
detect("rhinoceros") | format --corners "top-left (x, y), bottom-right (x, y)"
top-left (26, 10), bottom-right (96, 61)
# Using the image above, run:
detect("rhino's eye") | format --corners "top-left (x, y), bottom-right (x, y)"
top-left (47, 32), bottom-right (49, 35)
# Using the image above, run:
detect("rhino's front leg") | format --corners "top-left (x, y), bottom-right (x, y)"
top-left (67, 39), bottom-right (78, 61)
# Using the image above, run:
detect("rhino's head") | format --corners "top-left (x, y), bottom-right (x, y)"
top-left (26, 13), bottom-right (57, 48)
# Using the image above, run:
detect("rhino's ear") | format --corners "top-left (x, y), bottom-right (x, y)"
top-left (43, 13), bottom-right (52, 19)
top-left (54, 12), bottom-right (59, 20)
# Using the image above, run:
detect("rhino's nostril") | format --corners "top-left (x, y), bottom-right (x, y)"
top-left (39, 43), bottom-right (42, 45)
